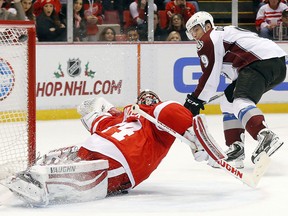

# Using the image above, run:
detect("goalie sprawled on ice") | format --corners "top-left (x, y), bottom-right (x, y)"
top-left (0, 90), bottom-right (258, 206)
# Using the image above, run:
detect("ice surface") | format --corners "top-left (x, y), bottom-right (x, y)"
top-left (0, 114), bottom-right (287, 216)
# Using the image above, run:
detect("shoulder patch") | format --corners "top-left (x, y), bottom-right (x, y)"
top-left (196, 40), bottom-right (204, 51)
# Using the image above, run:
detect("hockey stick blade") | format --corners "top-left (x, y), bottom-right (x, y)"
top-left (251, 152), bottom-right (271, 187)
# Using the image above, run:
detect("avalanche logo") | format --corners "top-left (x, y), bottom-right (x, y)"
top-left (0, 58), bottom-right (15, 101)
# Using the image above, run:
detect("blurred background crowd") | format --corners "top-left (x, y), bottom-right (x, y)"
top-left (1, 0), bottom-right (288, 42)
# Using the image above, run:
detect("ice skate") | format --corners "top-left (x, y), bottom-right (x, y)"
top-left (251, 129), bottom-right (284, 164)
top-left (224, 141), bottom-right (245, 169)
top-left (4, 172), bottom-right (48, 207)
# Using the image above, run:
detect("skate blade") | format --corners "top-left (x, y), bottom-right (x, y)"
top-left (251, 140), bottom-right (283, 164)
top-left (267, 141), bottom-right (284, 157)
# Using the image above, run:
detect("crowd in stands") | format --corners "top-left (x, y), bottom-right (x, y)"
top-left (1, 0), bottom-right (288, 42)
top-left (0, 0), bottom-right (199, 42)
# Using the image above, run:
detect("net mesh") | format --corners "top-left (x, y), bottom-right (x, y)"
top-left (0, 25), bottom-right (33, 176)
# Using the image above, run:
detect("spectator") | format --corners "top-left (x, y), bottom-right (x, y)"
top-left (166, 30), bottom-right (181, 41)
top-left (255, 0), bottom-right (288, 39)
top-left (254, 1), bottom-right (287, 13)
top-left (123, 0), bottom-right (133, 10)
top-left (35, 0), bottom-right (66, 42)
top-left (281, 7), bottom-right (288, 26)
top-left (165, 0), bottom-right (196, 28)
top-left (126, 26), bottom-right (139, 41)
top-left (154, 11), bottom-right (168, 41)
top-left (129, 0), bottom-right (157, 27)
top-left (274, 8), bottom-right (288, 39)
top-left (33, 0), bottom-right (62, 16)
top-left (98, 26), bottom-right (116, 41)
top-left (258, 0), bottom-right (287, 5)
top-left (102, 0), bottom-right (124, 28)
top-left (128, 0), bottom-right (157, 41)
top-left (83, 0), bottom-right (104, 41)
top-left (21, 0), bottom-right (35, 21)
top-left (167, 13), bottom-right (188, 41)
top-left (154, 0), bottom-right (165, 10)
top-left (0, 0), bottom-right (26, 20)
top-left (73, 0), bottom-right (87, 41)
top-left (137, 11), bottom-right (167, 41)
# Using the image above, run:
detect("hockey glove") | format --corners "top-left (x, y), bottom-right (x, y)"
top-left (224, 80), bottom-right (237, 103)
top-left (184, 94), bottom-right (204, 116)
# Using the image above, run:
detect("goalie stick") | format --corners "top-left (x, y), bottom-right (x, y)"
top-left (131, 104), bottom-right (271, 188)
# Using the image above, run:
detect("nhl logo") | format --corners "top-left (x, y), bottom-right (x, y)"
top-left (67, 58), bottom-right (81, 77)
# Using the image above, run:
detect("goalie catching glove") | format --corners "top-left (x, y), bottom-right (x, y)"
top-left (77, 97), bottom-right (122, 131)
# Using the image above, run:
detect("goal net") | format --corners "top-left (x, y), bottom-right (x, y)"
top-left (0, 21), bottom-right (36, 178)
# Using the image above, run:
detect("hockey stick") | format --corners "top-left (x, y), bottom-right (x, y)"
top-left (131, 104), bottom-right (270, 188)
top-left (203, 92), bottom-right (224, 105)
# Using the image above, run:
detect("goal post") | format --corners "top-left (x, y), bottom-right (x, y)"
top-left (0, 20), bottom-right (36, 177)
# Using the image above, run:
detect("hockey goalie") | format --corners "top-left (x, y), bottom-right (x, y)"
top-left (0, 90), bottom-right (226, 206)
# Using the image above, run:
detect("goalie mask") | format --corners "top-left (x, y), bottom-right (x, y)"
top-left (137, 90), bottom-right (161, 106)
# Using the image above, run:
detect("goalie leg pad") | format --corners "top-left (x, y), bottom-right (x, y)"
top-left (4, 160), bottom-right (109, 206)
top-left (193, 114), bottom-right (227, 161)
top-left (44, 160), bottom-right (109, 204)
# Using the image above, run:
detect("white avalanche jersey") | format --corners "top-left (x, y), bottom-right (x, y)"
top-left (195, 26), bottom-right (287, 102)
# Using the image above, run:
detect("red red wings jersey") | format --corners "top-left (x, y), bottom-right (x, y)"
top-left (255, 3), bottom-right (288, 28)
top-left (81, 101), bottom-right (193, 188)
top-left (165, 1), bottom-right (196, 23)
top-left (194, 26), bottom-right (287, 102)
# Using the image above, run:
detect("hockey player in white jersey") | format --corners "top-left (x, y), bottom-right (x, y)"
top-left (183, 11), bottom-right (287, 168)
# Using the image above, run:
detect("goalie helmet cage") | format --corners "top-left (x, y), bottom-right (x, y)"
top-left (0, 20), bottom-right (36, 177)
